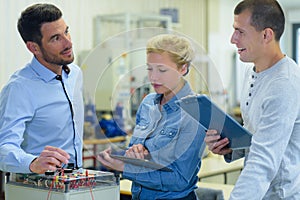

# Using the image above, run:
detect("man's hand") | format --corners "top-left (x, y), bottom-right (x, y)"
top-left (205, 130), bottom-right (232, 155)
top-left (29, 146), bottom-right (70, 174)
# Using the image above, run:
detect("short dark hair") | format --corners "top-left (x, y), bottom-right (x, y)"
top-left (17, 3), bottom-right (62, 45)
top-left (234, 0), bottom-right (285, 41)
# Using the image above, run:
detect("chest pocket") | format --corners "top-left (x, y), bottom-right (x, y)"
top-left (152, 127), bottom-right (179, 150)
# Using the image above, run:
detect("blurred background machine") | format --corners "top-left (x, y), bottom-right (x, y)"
top-left (79, 13), bottom-right (174, 137)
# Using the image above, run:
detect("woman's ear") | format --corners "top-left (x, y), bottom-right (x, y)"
top-left (26, 41), bottom-right (40, 55)
top-left (181, 64), bottom-right (189, 76)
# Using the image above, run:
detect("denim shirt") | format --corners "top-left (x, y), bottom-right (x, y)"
top-left (229, 56), bottom-right (300, 200)
top-left (122, 81), bottom-right (206, 200)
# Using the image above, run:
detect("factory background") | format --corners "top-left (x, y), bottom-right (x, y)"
top-left (1, 1), bottom-right (300, 199)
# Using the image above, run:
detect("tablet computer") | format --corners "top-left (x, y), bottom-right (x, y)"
top-left (176, 95), bottom-right (252, 150)
top-left (110, 154), bottom-right (173, 172)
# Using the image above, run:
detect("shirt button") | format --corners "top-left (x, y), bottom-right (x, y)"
top-left (250, 84), bottom-right (254, 87)
top-left (246, 102), bottom-right (249, 106)
top-left (169, 132), bottom-right (173, 136)
top-left (249, 93), bottom-right (251, 96)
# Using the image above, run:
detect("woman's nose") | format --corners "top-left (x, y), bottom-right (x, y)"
top-left (148, 71), bottom-right (158, 81)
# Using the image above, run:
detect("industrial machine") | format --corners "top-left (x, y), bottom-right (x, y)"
top-left (5, 168), bottom-right (119, 200)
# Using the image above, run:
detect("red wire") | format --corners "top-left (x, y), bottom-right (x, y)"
top-left (89, 185), bottom-right (95, 200)
top-left (46, 177), bottom-right (55, 200)
top-left (46, 170), bottom-right (96, 200)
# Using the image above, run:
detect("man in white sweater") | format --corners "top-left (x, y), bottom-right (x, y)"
top-left (205, 0), bottom-right (300, 199)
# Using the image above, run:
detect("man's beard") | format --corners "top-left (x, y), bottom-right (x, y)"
top-left (40, 46), bottom-right (74, 66)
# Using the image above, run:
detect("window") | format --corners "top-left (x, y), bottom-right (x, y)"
top-left (292, 23), bottom-right (300, 65)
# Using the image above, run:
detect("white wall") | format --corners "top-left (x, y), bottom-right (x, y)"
top-left (284, 8), bottom-right (300, 58)
top-left (0, 0), bottom-right (207, 90)
top-left (207, 0), bottom-right (300, 108)
top-left (207, 0), bottom-right (240, 109)
top-left (2, 0), bottom-right (299, 109)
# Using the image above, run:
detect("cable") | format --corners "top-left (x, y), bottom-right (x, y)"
top-left (56, 65), bottom-right (78, 169)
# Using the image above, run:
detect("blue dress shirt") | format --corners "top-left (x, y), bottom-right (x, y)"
top-left (0, 57), bottom-right (84, 173)
top-left (122, 81), bottom-right (206, 199)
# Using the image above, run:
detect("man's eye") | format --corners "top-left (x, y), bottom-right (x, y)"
top-left (52, 36), bottom-right (59, 41)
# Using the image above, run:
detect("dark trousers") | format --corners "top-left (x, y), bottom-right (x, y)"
top-left (173, 191), bottom-right (197, 200)
top-left (128, 191), bottom-right (197, 200)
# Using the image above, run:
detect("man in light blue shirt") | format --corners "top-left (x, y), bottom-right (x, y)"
top-left (0, 3), bottom-right (84, 174)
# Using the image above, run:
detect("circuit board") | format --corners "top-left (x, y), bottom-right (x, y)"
top-left (6, 168), bottom-right (117, 193)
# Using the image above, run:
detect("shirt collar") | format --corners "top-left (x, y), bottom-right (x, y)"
top-left (154, 80), bottom-right (193, 111)
top-left (29, 57), bottom-right (70, 82)
top-left (251, 56), bottom-right (288, 79)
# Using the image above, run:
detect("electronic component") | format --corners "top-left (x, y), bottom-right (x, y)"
top-left (5, 169), bottom-right (119, 200)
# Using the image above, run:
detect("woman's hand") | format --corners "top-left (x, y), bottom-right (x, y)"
top-left (97, 147), bottom-right (125, 172)
top-left (125, 144), bottom-right (149, 159)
